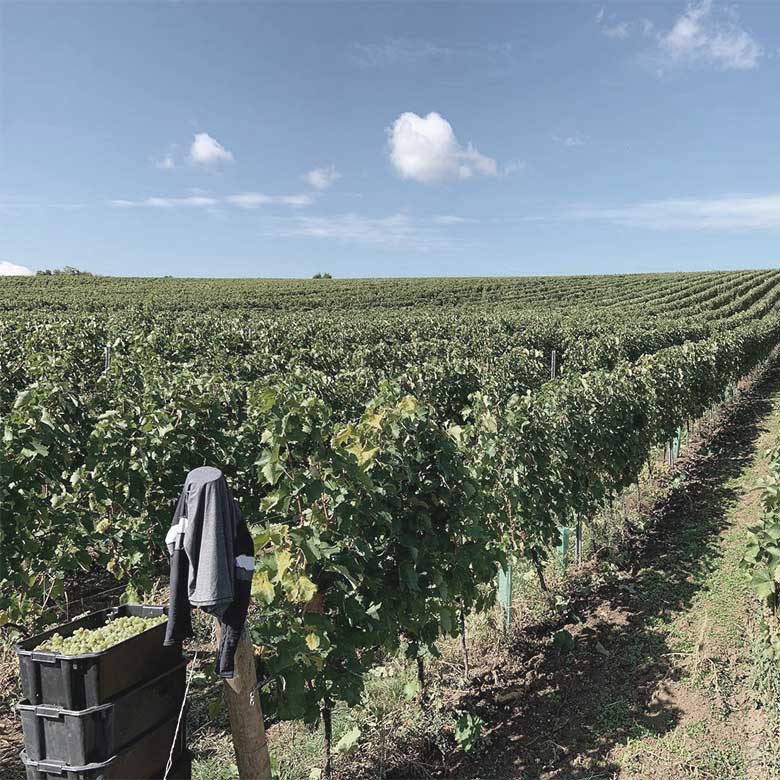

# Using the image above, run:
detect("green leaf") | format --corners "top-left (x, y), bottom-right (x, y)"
top-left (291, 575), bottom-right (317, 604)
top-left (766, 522), bottom-right (780, 541)
top-left (751, 569), bottom-right (775, 600)
top-left (262, 461), bottom-right (283, 486)
top-left (31, 439), bottom-right (49, 456)
top-left (335, 725), bottom-right (361, 754)
top-left (403, 678), bottom-right (420, 700)
top-left (254, 387), bottom-right (277, 413)
top-left (346, 443), bottom-right (379, 467)
top-left (13, 390), bottom-right (32, 409)
top-left (454, 712), bottom-right (483, 753)
top-left (252, 571), bottom-right (276, 605)
top-left (207, 698), bottom-right (222, 720)
top-left (398, 395), bottom-right (418, 414)
top-left (552, 629), bottom-right (575, 653)
top-left (275, 550), bottom-right (292, 581)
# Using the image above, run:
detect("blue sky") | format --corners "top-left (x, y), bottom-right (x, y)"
top-left (2, 0), bottom-right (780, 278)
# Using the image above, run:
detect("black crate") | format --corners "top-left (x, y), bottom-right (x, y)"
top-left (18, 660), bottom-right (188, 764)
top-left (14, 605), bottom-right (182, 708)
top-left (19, 710), bottom-right (187, 780)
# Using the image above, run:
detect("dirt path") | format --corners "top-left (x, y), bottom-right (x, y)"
top-left (450, 360), bottom-right (780, 780)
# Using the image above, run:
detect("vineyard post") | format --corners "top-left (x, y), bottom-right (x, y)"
top-left (575, 518), bottom-right (582, 566)
top-left (321, 701), bottom-right (333, 780)
top-left (459, 604), bottom-right (470, 680)
top-left (550, 349), bottom-right (557, 380)
top-left (416, 656), bottom-right (428, 708)
top-left (557, 526), bottom-right (571, 572)
top-left (530, 549), bottom-right (548, 593)
top-left (497, 561), bottom-right (513, 632)
top-left (216, 623), bottom-right (272, 780)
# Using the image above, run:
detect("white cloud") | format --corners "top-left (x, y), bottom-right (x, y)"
top-left (156, 155), bottom-right (175, 170)
top-left (598, 2), bottom-right (759, 70)
top-left (112, 196), bottom-right (218, 208)
top-left (304, 166), bottom-right (341, 190)
top-left (432, 215), bottom-right (478, 225)
top-left (659, 0), bottom-right (761, 70)
top-left (387, 111), bottom-right (498, 183)
top-left (277, 213), bottom-right (413, 243)
top-left (604, 21), bottom-right (631, 39)
top-left (503, 159), bottom-right (526, 175)
top-left (189, 132), bottom-right (234, 165)
top-left (0, 200), bottom-right (83, 212)
top-left (111, 193), bottom-right (312, 209)
top-left (0, 260), bottom-right (34, 276)
top-left (226, 192), bottom-right (313, 208)
top-left (553, 135), bottom-right (584, 147)
top-left (596, 8), bottom-right (651, 40)
top-left (350, 39), bottom-right (457, 66)
top-left (349, 38), bottom-right (513, 68)
top-left (269, 212), bottom-right (451, 250)
top-left (568, 193), bottom-right (780, 230)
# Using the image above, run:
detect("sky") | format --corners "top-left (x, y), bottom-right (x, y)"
top-left (2, 0), bottom-right (780, 278)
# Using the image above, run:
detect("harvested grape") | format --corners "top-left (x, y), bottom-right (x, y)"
top-left (35, 615), bottom-right (166, 655)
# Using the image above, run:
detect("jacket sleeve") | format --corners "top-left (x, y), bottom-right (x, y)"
top-left (215, 502), bottom-right (255, 678)
top-left (164, 492), bottom-right (193, 646)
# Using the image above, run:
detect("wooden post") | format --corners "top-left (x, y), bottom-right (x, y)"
top-left (416, 656), bottom-right (427, 708)
top-left (530, 549), bottom-right (548, 593)
top-left (550, 349), bottom-right (557, 380)
top-left (321, 702), bottom-right (333, 780)
top-left (217, 623), bottom-right (272, 780)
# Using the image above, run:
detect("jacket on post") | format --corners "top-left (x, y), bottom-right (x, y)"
top-left (164, 466), bottom-right (254, 678)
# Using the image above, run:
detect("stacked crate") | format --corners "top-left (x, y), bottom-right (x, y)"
top-left (14, 605), bottom-right (191, 780)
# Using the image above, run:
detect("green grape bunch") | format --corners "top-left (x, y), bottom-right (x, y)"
top-left (36, 615), bottom-right (166, 655)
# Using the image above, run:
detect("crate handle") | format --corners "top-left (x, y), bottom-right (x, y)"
top-left (36, 760), bottom-right (65, 774)
top-left (36, 706), bottom-right (64, 720)
top-left (29, 652), bottom-right (59, 664)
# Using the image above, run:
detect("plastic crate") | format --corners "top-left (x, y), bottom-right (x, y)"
top-left (19, 710), bottom-right (187, 780)
top-left (18, 660), bottom-right (188, 764)
top-left (14, 605), bottom-right (182, 708)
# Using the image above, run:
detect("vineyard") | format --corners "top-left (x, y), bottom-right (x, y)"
top-left (3, 269), bottom-right (780, 778)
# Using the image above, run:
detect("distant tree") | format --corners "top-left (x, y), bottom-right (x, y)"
top-left (312, 272), bottom-right (333, 279)
top-left (36, 266), bottom-right (93, 276)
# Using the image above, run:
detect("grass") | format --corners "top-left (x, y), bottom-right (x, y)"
top-left (191, 649), bottom-right (454, 780)
top-left (619, 721), bottom-right (746, 780)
